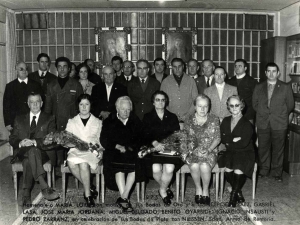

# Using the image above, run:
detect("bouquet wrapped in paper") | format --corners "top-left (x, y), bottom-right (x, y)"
top-left (138, 130), bottom-right (193, 164)
top-left (42, 130), bottom-right (103, 155)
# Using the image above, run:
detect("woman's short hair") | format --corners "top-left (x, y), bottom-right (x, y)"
top-left (226, 95), bottom-right (245, 111)
top-left (193, 94), bottom-right (211, 111)
top-left (76, 63), bottom-right (91, 76)
top-left (115, 96), bottom-right (133, 111)
top-left (151, 90), bottom-right (169, 108)
top-left (77, 94), bottom-right (92, 105)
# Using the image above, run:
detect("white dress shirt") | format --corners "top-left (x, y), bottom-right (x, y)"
top-left (106, 84), bottom-right (113, 101)
top-left (18, 77), bottom-right (28, 84)
top-left (215, 82), bottom-right (225, 100)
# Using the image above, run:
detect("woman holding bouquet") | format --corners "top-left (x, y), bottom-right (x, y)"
top-left (183, 94), bottom-right (221, 206)
top-left (66, 94), bottom-right (102, 207)
top-left (142, 90), bottom-right (180, 205)
top-left (100, 96), bottom-right (143, 212)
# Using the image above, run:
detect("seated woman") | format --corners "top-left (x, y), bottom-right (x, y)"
top-left (218, 95), bottom-right (255, 207)
top-left (66, 94), bottom-right (102, 207)
top-left (183, 94), bottom-right (221, 206)
top-left (100, 96), bottom-right (143, 212)
top-left (142, 90), bottom-right (180, 205)
top-left (77, 63), bottom-right (95, 95)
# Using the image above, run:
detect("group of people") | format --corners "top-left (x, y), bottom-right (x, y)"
top-left (3, 52), bottom-right (294, 213)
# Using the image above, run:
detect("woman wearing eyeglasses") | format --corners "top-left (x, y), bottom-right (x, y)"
top-left (218, 95), bottom-right (255, 207)
top-left (142, 90), bottom-right (180, 205)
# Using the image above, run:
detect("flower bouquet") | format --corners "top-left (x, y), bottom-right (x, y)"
top-left (138, 130), bottom-right (193, 164)
top-left (42, 130), bottom-right (102, 155)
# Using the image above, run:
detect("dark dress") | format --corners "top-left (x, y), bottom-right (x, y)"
top-left (100, 112), bottom-right (143, 190)
top-left (218, 116), bottom-right (255, 177)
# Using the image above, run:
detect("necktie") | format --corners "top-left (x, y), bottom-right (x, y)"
top-left (206, 77), bottom-right (210, 87)
top-left (126, 77), bottom-right (129, 81)
top-left (141, 79), bottom-right (145, 84)
top-left (40, 72), bottom-right (45, 85)
top-left (30, 116), bottom-right (37, 139)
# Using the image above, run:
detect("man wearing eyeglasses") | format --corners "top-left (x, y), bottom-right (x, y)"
top-left (3, 61), bottom-right (42, 132)
top-left (253, 62), bottom-right (294, 182)
top-left (195, 59), bottom-right (216, 94)
top-left (160, 58), bottom-right (198, 127)
top-left (44, 57), bottom-right (83, 167)
top-left (115, 60), bottom-right (138, 87)
top-left (127, 59), bottom-right (160, 120)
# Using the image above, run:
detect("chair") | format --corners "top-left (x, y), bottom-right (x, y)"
top-left (61, 161), bottom-right (104, 203)
top-left (177, 164), bottom-right (225, 202)
top-left (10, 145), bottom-right (54, 200)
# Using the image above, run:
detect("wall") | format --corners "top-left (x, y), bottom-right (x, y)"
top-left (280, 2), bottom-right (300, 36)
top-left (16, 10), bottom-right (275, 80)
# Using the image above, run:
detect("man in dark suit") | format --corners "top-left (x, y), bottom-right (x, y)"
top-left (9, 92), bottom-right (59, 207)
top-left (28, 53), bottom-right (57, 104)
top-left (115, 60), bottom-right (137, 87)
top-left (194, 59), bottom-right (215, 94)
top-left (3, 61), bottom-right (42, 132)
top-left (253, 62), bottom-right (294, 181)
top-left (128, 59), bottom-right (160, 120)
top-left (112, 56), bottom-right (124, 77)
top-left (91, 66), bottom-right (127, 120)
top-left (45, 57), bottom-right (83, 166)
top-left (84, 58), bottom-right (102, 85)
top-left (149, 58), bottom-right (168, 83)
top-left (227, 59), bottom-right (257, 123)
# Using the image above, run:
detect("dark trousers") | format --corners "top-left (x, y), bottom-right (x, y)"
top-left (257, 126), bottom-right (287, 177)
top-left (22, 147), bottom-right (49, 189)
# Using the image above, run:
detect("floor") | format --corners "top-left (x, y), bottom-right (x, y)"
top-left (0, 156), bottom-right (300, 225)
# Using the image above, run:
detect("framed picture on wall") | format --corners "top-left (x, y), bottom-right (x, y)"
top-left (162, 27), bottom-right (197, 65)
top-left (95, 27), bottom-right (131, 67)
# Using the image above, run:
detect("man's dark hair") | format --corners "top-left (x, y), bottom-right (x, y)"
top-left (154, 57), bottom-right (166, 69)
top-left (123, 60), bottom-right (135, 68)
top-left (84, 58), bottom-right (94, 64)
top-left (265, 62), bottom-right (279, 72)
top-left (27, 92), bottom-right (42, 101)
top-left (111, 56), bottom-right (123, 64)
top-left (235, 59), bottom-right (248, 68)
top-left (188, 58), bottom-right (198, 65)
top-left (55, 57), bottom-right (71, 69)
top-left (171, 58), bottom-right (185, 66)
top-left (37, 53), bottom-right (50, 62)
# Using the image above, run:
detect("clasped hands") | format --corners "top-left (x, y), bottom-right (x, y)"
top-left (19, 139), bottom-right (37, 147)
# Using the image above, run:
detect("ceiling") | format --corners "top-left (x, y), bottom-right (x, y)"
top-left (0, 0), bottom-right (298, 12)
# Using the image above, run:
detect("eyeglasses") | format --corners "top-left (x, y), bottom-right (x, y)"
top-left (155, 98), bottom-right (166, 102)
top-left (124, 66), bottom-right (132, 68)
top-left (229, 104), bottom-right (240, 108)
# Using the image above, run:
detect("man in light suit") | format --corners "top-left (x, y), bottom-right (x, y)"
top-left (9, 92), bottom-right (59, 207)
top-left (127, 59), bottom-right (160, 120)
top-left (253, 62), bottom-right (294, 181)
top-left (91, 66), bottom-right (127, 120)
top-left (204, 66), bottom-right (238, 122)
top-left (195, 59), bottom-right (216, 94)
top-left (28, 53), bottom-right (57, 105)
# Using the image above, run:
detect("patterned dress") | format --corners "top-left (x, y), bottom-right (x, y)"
top-left (183, 113), bottom-right (220, 168)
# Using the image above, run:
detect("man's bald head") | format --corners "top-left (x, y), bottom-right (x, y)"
top-left (102, 66), bottom-right (116, 85)
top-left (16, 61), bottom-right (28, 80)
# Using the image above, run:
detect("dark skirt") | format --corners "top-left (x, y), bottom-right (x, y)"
top-left (218, 149), bottom-right (255, 178)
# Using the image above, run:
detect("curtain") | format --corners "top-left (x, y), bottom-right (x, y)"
top-left (6, 9), bottom-right (17, 82)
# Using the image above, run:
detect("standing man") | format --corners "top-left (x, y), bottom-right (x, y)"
top-left (128, 59), bottom-right (160, 120)
top-left (45, 57), bottom-right (83, 166)
top-left (195, 59), bottom-right (215, 94)
top-left (253, 62), bottom-right (294, 181)
top-left (187, 59), bottom-right (202, 93)
top-left (150, 58), bottom-right (168, 83)
top-left (91, 66), bottom-right (127, 120)
top-left (84, 58), bottom-right (102, 85)
top-left (9, 92), bottom-right (59, 207)
top-left (227, 59), bottom-right (257, 123)
top-left (3, 62), bottom-right (42, 132)
top-left (28, 53), bottom-right (57, 104)
top-left (160, 58), bottom-right (198, 124)
top-left (115, 60), bottom-right (138, 87)
top-left (111, 56), bottom-right (123, 77)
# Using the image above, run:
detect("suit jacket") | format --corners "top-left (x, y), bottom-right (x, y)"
top-left (252, 80), bottom-right (294, 130)
top-left (204, 83), bottom-right (238, 120)
top-left (3, 78), bottom-right (42, 127)
top-left (115, 75), bottom-right (138, 87)
top-left (149, 73), bottom-right (168, 83)
top-left (91, 81), bottom-right (128, 118)
top-left (227, 75), bottom-right (257, 121)
top-left (194, 75), bottom-right (215, 94)
top-left (9, 112), bottom-right (57, 165)
top-left (127, 76), bottom-right (160, 120)
top-left (44, 78), bottom-right (83, 131)
top-left (28, 71), bottom-right (57, 102)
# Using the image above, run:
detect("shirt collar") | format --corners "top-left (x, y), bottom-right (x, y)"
top-left (105, 83), bottom-right (113, 89)
top-left (30, 111), bottom-right (41, 122)
top-left (215, 82), bottom-right (225, 88)
top-left (236, 73), bottom-right (246, 79)
top-left (205, 75), bottom-right (214, 81)
top-left (38, 70), bottom-right (47, 76)
top-left (139, 77), bottom-right (148, 83)
top-left (125, 75), bottom-right (132, 80)
top-left (18, 77), bottom-right (28, 84)
top-left (117, 113), bottom-right (129, 125)
top-left (189, 74), bottom-right (198, 79)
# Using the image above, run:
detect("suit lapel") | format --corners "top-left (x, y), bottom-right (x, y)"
top-left (36, 112), bottom-right (45, 132)
top-left (24, 114), bottom-right (31, 137)
top-left (270, 81), bottom-right (281, 104)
